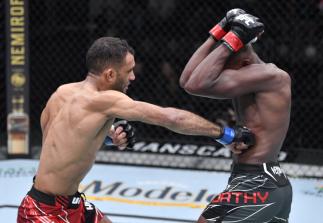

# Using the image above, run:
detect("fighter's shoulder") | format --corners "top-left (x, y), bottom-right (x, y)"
top-left (95, 90), bottom-right (129, 100)
top-left (55, 82), bottom-right (80, 95)
top-left (250, 63), bottom-right (290, 82)
top-left (85, 90), bottom-right (131, 109)
top-left (45, 83), bottom-right (83, 109)
top-left (267, 63), bottom-right (291, 85)
top-left (260, 63), bottom-right (291, 91)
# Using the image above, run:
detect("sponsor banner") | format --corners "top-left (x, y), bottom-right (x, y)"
top-left (0, 160), bottom-right (322, 223)
top-left (103, 141), bottom-right (288, 161)
top-left (5, 0), bottom-right (30, 156)
top-left (0, 159), bottom-right (36, 205)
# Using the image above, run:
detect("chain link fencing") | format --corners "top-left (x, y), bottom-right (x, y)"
top-left (1, 0), bottom-right (323, 173)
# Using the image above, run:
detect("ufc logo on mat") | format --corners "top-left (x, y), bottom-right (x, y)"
top-left (236, 14), bottom-right (255, 25)
top-left (72, 197), bottom-right (81, 204)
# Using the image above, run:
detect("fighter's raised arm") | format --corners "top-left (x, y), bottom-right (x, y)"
top-left (180, 8), bottom-right (246, 87)
top-left (180, 13), bottom-right (287, 99)
top-left (182, 44), bottom-right (290, 99)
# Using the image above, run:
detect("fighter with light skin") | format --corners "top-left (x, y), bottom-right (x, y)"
top-left (17, 37), bottom-right (254, 223)
top-left (180, 9), bottom-right (292, 223)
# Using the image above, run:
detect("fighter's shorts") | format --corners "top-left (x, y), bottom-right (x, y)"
top-left (17, 186), bottom-right (105, 223)
top-left (202, 162), bottom-right (292, 222)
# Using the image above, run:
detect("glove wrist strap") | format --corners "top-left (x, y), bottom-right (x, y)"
top-left (209, 24), bottom-right (227, 41)
top-left (104, 136), bottom-right (114, 146)
top-left (216, 127), bottom-right (235, 145)
top-left (222, 31), bottom-right (244, 52)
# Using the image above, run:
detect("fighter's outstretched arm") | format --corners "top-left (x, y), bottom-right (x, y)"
top-left (92, 90), bottom-right (222, 137)
top-left (88, 90), bottom-right (254, 145)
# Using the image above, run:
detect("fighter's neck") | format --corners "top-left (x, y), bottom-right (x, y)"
top-left (84, 74), bottom-right (106, 91)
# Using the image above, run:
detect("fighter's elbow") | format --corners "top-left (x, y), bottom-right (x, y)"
top-left (179, 77), bottom-right (186, 89)
top-left (181, 79), bottom-right (202, 95)
top-left (182, 82), bottom-right (202, 95)
top-left (179, 70), bottom-right (193, 89)
top-left (281, 71), bottom-right (291, 86)
top-left (273, 69), bottom-right (291, 89)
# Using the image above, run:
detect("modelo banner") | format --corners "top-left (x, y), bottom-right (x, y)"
top-left (0, 160), bottom-right (322, 223)
top-left (5, 0), bottom-right (30, 157)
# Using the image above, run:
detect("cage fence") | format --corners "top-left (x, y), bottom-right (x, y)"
top-left (1, 0), bottom-right (323, 176)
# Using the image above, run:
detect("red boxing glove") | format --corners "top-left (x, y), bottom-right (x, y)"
top-left (209, 8), bottom-right (246, 41)
top-left (222, 14), bottom-right (264, 52)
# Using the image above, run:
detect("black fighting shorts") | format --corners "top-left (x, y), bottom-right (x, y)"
top-left (202, 162), bottom-right (292, 222)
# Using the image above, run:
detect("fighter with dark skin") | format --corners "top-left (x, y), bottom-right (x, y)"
top-left (180, 15), bottom-right (291, 166)
top-left (180, 9), bottom-right (292, 222)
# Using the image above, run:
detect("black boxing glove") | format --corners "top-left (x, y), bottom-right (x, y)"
top-left (222, 14), bottom-right (264, 52)
top-left (104, 120), bottom-right (136, 148)
top-left (209, 8), bottom-right (246, 41)
top-left (215, 125), bottom-right (255, 146)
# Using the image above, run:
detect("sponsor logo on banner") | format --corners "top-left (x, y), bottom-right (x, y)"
top-left (132, 142), bottom-right (231, 158)
top-left (80, 180), bottom-right (216, 208)
top-left (6, 0), bottom-right (30, 156)
top-left (0, 166), bottom-right (36, 178)
top-left (11, 72), bottom-right (26, 87)
top-left (105, 141), bottom-right (287, 160)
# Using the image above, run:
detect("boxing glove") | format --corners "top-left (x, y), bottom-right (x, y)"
top-left (216, 126), bottom-right (255, 146)
top-left (209, 8), bottom-right (246, 41)
top-left (104, 120), bottom-right (136, 147)
top-left (222, 14), bottom-right (264, 52)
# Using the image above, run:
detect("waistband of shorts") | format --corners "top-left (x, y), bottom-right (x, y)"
top-left (27, 185), bottom-right (81, 206)
top-left (231, 162), bottom-right (280, 173)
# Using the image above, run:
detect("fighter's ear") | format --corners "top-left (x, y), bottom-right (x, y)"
top-left (103, 68), bottom-right (117, 82)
